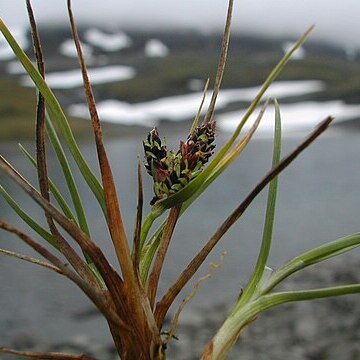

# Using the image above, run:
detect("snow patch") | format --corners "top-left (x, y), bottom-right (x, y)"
top-left (6, 60), bottom-right (27, 74)
top-left (59, 39), bottom-right (93, 59)
top-left (0, 26), bottom-right (29, 61)
top-left (68, 80), bottom-right (325, 126)
top-left (282, 41), bottom-right (306, 60)
top-left (84, 28), bottom-right (132, 51)
top-left (217, 101), bottom-right (360, 135)
top-left (144, 39), bottom-right (169, 57)
top-left (21, 65), bottom-right (136, 89)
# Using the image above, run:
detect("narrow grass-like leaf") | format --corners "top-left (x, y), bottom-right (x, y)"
top-left (0, 155), bottom-right (145, 341)
top-left (0, 18), bottom-right (106, 216)
top-left (133, 160), bottom-right (144, 271)
top-left (202, 283), bottom-right (360, 359)
top-left (186, 99), bottom-right (269, 209)
top-left (140, 224), bottom-right (165, 284)
top-left (203, 0), bottom-right (233, 124)
top-left (158, 26), bottom-right (314, 210)
top-left (0, 219), bottom-right (125, 329)
top-left (140, 102), bottom-right (268, 284)
top-left (138, 0), bottom-right (233, 247)
top-left (155, 116), bottom-right (333, 326)
top-left (67, 3), bottom-right (141, 317)
top-left (0, 185), bottom-right (57, 248)
top-left (0, 347), bottom-right (96, 360)
top-left (45, 117), bottom-right (90, 236)
top-left (261, 232), bottom-right (360, 295)
top-left (0, 220), bottom-right (112, 318)
top-left (26, 0), bottom-right (65, 273)
top-left (299, 234), bottom-right (360, 265)
top-left (19, 144), bottom-right (75, 221)
top-left (0, 155), bottom-right (105, 290)
top-left (262, 285), bottom-right (360, 305)
top-left (0, 248), bottom-right (63, 274)
top-left (139, 205), bottom-right (164, 249)
top-left (26, 0), bottom-right (49, 217)
top-left (140, 19), bottom-right (312, 247)
top-left (238, 99), bottom-right (282, 305)
top-left (26, 0), bottom-right (100, 279)
top-left (190, 78), bottom-right (210, 134)
top-left (20, 141), bottom-right (100, 280)
top-left (147, 205), bottom-right (181, 308)
top-left (20, 143), bottom-right (102, 281)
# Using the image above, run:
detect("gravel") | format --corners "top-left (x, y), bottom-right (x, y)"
top-left (3, 254), bottom-right (359, 360)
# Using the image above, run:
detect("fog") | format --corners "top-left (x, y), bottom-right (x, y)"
top-left (1, 0), bottom-right (359, 50)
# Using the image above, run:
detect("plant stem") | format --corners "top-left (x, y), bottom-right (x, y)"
top-left (148, 205), bottom-right (181, 309)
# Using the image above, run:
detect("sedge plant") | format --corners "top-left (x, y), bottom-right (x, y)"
top-left (0, 0), bottom-right (359, 359)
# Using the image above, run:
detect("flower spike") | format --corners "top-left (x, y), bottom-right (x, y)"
top-left (143, 122), bottom-right (216, 205)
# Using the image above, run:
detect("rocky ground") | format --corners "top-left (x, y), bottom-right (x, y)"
top-left (4, 253), bottom-right (359, 360)
top-left (168, 253), bottom-right (360, 360)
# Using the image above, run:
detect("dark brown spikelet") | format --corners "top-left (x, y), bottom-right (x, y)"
top-left (143, 121), bottom-right (216, 205)
top-left (182, 120), bottom-right (216, 168)
top-left (143, 128), bottom-right (168, 177)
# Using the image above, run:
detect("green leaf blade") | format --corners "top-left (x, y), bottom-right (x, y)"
top-left (0, 19), bottom-right (106, 218)
top-left (0, 185), bottom-right (58, 249)
top-left (237, 99), bottom-right (282, 305)
top-left (261, 232), bottom-right (360, 295)
top-left (19, 144), bottom-right (75, 221)
top-left (45, 116), bottom-right (90, 236)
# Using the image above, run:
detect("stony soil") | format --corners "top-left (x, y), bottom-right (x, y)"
top-left (5, 254), bottom-right (359, 360)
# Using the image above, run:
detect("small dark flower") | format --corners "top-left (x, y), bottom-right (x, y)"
top-left (143, 121), bottom-right (216, 205)
top-left (183, 120), bottom-right (216, 167)
top-left (143, 127), bottom-right (168, 177)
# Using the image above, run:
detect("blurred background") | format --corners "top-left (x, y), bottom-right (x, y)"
top-left (0, 1), bottom-right (359, 359)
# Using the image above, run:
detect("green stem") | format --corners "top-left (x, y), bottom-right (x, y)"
top-left (140, 205), bottom-right (165, 248)
top-left (139, 224), bottom-right (165, 285)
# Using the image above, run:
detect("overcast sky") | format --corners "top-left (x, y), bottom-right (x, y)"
top-left (1, 0), bottom-right (359, 50)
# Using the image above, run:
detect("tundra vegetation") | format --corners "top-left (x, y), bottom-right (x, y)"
top-left (0, 0), bottom-right (359, 359)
